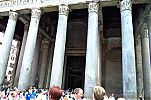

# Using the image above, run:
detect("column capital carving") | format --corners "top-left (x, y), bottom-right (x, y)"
top-left (59, 4), bottom-right (69, 16)
top-left (31, 8), bottom-right (41, 20)
top-left (141, 24), bottom-right (149, 38)
top-left (88, 2), bottom-right (99, 13)
top-left (120, 0), bottom-right (132, 12)
top-left (9, 11), bottom-right (18, 21)
top-left (141, 30), bottom-right (148, 38)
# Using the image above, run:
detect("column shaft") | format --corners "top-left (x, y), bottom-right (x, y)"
top-left (30, 37), bottom-right (41, 86)
top-left (135, 34), bottom-right (144, 99)
top-left (120, 0), bottom-right (137, 99)
top-left (147, 12), bottom-right (151, 100)
top-left (38, 39), bottom-right (49, 88)
top-left (50, 4), bottom-right (69, 87)
top-left (141, 24), bottom-right (151, 100)
top-left (45, 44), bottom-right (54, 88)
top-left (84, 2), bottom-right (101, 100)
top-left (148, 12), bottom-right (151, 59)
top-left (18, 8), bottom-right (41, 90)
top-left (0, 11), bottom-right (18, 88)
top-left (14, 24), bottom-right (28, 86)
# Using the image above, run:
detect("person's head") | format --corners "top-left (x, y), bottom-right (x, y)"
top-left (11, 91), bottom-right (16, 98)
top-left (73, 88), bottom-right (83, 99)
top-left (93, 86), bottom-right (106, 100)
top-left (49, 86), bottom-right (63, 100)
top-left (28, 89), bottom-right (32, 93)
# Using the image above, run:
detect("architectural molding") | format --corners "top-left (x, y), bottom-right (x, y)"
top-left (120, 0), bottom-right (132, 12)
top-left (0, 0), bottom-right (150, 15)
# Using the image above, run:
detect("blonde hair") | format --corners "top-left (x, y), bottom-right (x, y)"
top-left (93, 86), bottom-right (106, 100)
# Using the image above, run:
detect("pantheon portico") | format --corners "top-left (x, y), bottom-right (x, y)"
top-left (0, 0), bottom-right (151, 100)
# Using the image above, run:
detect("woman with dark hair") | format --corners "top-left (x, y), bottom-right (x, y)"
top-left (49, 86), bottom-right (63, 100)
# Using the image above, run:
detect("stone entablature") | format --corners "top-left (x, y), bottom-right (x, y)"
top-left (0, 0), bottom-right (150, 14)
top-left (0, 0), bottom-right (86, 13)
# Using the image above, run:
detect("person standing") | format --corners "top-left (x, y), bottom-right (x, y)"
top-left (49, 86), bottom-right (63, 100)
top-left (25, 88), bottom-right (36, 100)
top-left (92, 86), bottom-right (106, 100)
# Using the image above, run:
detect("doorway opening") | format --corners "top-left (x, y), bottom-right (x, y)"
top-left (64, 56), bottom-right (86, 90)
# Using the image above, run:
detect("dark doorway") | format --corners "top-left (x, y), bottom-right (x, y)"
top-left (64, 56), bottom-right (86, 90)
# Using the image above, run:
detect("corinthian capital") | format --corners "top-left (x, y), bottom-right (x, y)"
top-left (120, 0), bottom-right (132, 12)
top-left (31, 8), bottom-right (41, 20)
top-left (141, 23), bottom-right (149, 38)
top-left (9, 11), bottom-right (18, 21)
top-left (88, 2), bottom-right (99, 13)
top-left (59, 4), bottom-right (69, 16)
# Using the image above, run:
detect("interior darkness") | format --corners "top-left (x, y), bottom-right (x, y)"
top-left (64, 56), bottom-right (86, 90)
top-left (103, 6), bottom-right (121, 38)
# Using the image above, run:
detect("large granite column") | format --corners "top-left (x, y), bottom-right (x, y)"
top-left (120, 0), bottom-right (137, 99)
top-left (135, 34), bottom-right (144, 99)
top-left (30, 36), bottom-right (41, 86)
top-left (0, 11), bottom-right (18, 89)
top-left (148, 11), bottom-right (151, 100)
top-left (141, 24), bottom-right (151, 100)
top-left (38, 39), bottom-right (49, 88)
top-left (50, 4), bottom-right (69, 87)
top-left (14, 24), bottom-right (28, 86)
top-left (148, 11), bottom-right (151, 59)
top-left (18, 8), bottom-right (41, 90)
top-left (45, 44), bottom-right (54, 88)
top-left (84, 2), bottom-right (101, 99)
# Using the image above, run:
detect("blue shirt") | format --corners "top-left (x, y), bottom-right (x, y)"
top-left (26, 92), bottom-right (36, 100)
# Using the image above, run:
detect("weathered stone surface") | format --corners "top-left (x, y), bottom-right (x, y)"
top-left (0, 0), bottom-right (150, 15)
top-left (18, 8), bottom-right (41, 90)
top-left (84, 2), bottom-right (101, 100)
top-left (50, 4), bottom-right (69, 87)
top-left (141, 24), bottom-right (151, 100)
top-left (120, 0), bottom-right (137, 99)
top-left (0, 11), bottom-right (18, 89)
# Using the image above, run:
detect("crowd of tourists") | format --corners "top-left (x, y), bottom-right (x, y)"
top-left (0, 86), bottom-right (126, 100)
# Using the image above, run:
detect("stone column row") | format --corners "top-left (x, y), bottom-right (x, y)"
top-left (0, 2), bottom-right (150, 100)
top-left (0, 8), bottom-right (42, 90)
top-left (14, 24), bottom-right (28, 86)
top-left (0, 11), bottom-right (18, 90)
top-left (50, 1), bottom-right (138, 100)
